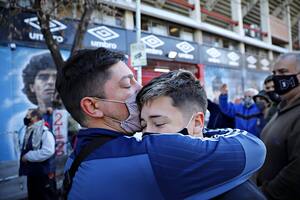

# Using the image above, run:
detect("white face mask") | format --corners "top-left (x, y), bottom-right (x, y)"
top-left (96, 92), bottom-right (142, 134)
top-left (243, 96), bottom-right (254, 108)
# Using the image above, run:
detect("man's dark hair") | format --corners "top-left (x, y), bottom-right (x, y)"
top-left (137, 70), bottom-right (207, 119)
top-left (57, 48), bottom-right (124, 126)
top-left (30, 108), bottom-right (43, 120)
top-left (22, 53), bottom-right (56, 105)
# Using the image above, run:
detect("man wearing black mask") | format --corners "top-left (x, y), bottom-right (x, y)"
top-left (253, 90), bottom-right (271, 135)
top-left (263, 75), bottom-right (280, 123)
top-left (256, 53), bottom-right (300, 200)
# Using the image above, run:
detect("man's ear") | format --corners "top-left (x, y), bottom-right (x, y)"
top-left (192, 112), bottom-right (204, 137)
top-left (80, 97), bottom-right (104, 118)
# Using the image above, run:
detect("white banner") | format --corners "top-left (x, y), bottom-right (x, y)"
top-left (52, 109), bottom-right (68, 156)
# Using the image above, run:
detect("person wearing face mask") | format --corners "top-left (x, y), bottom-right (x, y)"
top-left (58, 48), bottom-right (266, 200)
top-left (256, 53), bottom-right (300, 200)
top-left (263, 75), bottom-right (281, 123)
top-left (218, 84), bottom-right (262, 137)
top-left (19, 108), bottom-right (57, 200)
top-left (137, 70), bottom-right (266, 200)
top-left (253, 90), bottom-right (271, 136)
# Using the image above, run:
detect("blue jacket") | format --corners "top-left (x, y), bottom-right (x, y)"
top-left (219, 94), bottom-right (262, 137)
top-left (65, 128), bottom-right (266, 200)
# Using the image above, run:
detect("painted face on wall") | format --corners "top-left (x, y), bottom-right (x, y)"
top-left (30, 69), bottom-right (57, 107)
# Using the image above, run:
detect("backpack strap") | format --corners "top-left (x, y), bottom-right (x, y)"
top-left (63, 134), bottom-right (116, 198)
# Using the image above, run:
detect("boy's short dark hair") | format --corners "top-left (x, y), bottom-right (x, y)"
top-left (57, 48), bottom-right (124, 126)
top-left (136, 70), bottom-right (207, 118)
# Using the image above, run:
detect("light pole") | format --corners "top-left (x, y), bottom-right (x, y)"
top-left (136, 0), bottom-right (142, 84)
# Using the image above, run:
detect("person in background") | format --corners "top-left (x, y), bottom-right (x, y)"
top-left (43, 107), bottom-right (54, 131)
top-left (219, 84), bottom-right (262, 137)
top-left (257, 53), bottom-right (300, 200)
top-left (263, 75), bottom-right (281, 123)
top-left (137, 70), bottom-right (266, 200)
top-left (253, 90), bottom-right (271, 136)
top-left (58, 48), bottom-right (266, 199)
top-left (19, 108), bottom-right (57, 200)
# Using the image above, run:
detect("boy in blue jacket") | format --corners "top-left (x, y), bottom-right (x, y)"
top-left (58, 48), bottom-right (266, 199)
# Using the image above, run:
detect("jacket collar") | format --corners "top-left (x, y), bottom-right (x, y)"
top-left (278, 92), bottom-right (300, 114)
top-left (77, 128), bottom-right (123, 138)
top-left (74, 128), bottom-right (124, 155)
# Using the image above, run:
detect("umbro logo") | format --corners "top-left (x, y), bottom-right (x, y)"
top-left (176, 42), bottom-right (195, 54)
top-left (141, 35), bottom-right (164, 49)
top-left (206, 48), bottom-right (221, 58)
top-left (87, 26), bottom-right (119, 41)
top-left (227, 52), bottom-right (240, 61)
top-left (24, 17), bottom-right (67, 32)
top-left (247, 56), bottom-right (257, 64)
top-left (260, 59), bottom-right (270, 67)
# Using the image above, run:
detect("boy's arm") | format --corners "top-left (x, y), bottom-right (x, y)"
top-left (145, 128), bottom-right (266, 199)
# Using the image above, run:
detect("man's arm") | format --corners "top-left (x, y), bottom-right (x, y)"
top-left (218, 84), bottom-right (237, 118)
top-left (219, 94), bottom-right (237, 118)
top-left (145, 128), bottom-right (266, 199)
top-left (261, 121), bottom-right (300, 200)
top-left (23, 130), bottom-right (55, 162)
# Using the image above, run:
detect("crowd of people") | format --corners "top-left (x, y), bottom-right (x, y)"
top-left (19, 47), bottom-right (300, 200)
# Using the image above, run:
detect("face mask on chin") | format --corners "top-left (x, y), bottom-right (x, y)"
top-left (96, 92), bottom-right (142, 135)
top-left (272, 73), bottom-right (300, 95)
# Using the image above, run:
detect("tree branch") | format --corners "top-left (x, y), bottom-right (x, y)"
top-left (70, 1), bottom-right (93, 56)
top-left (34, 0), bottom-right (64, 74)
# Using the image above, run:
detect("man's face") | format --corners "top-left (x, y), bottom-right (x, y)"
top-left (30, 69), bottom-right (56, 105)
top-left (140, 96), bottom-right (186, 133)
top-left (100, 61), bottom-right (142, 120)
top-left (272, 56), bottom-right (300, 96)
top-left (264, 81), bottom-right (274, 92)
top-left (273, 56), bottom-right (298, 76)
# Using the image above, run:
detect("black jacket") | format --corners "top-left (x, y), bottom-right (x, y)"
top-left (207, 99), bottom-right (235, 129)
top-left (257, 93), bottom-right (300, 200)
